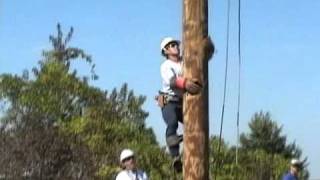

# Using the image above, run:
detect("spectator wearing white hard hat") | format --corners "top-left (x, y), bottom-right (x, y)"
top-left (115, 149), bottom-right (148, 180)
top-left (282, 159), bottom-right (302, 180)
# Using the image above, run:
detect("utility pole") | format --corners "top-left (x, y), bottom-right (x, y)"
top-left (182, 0), bottom-right (214, 179)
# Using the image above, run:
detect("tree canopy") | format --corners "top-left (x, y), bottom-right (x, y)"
top-left (0, 24), bottom-right (309, 180)
top-left (0, 24), bottom-right (172, 179)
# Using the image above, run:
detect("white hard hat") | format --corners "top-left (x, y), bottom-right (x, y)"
top-left (160, 37), bottom-right (180, 51)
top-left (120, 149), bottom-right (135, 162)
top-left (291, 159), bottom-right (301, 166)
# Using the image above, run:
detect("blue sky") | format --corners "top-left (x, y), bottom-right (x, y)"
top-left (1, 0), bottom-right (319, 178)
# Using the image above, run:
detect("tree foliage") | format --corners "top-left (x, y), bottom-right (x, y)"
top-left (207, 112), bottom-right (310, 180)
top-left (0, 24), bottom-right (310, 180)
top-left (240, 111), bottom-right (287, 154)
top-left (0, 24), bottom-right (172, 179)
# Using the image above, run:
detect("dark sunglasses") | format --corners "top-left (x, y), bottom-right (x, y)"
top-left (166, 43), bottom-right (178, 49)
top-left (122, 156), bottom-right (134, 162)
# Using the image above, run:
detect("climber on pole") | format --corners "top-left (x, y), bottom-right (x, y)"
top-left (156, 37), bottom-right (202, 172)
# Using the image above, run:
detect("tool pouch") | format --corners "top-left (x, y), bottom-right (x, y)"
top-left (155, 94), bottom-right (167, 108)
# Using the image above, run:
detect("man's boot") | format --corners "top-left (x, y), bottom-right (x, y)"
top-left (166, 134), bottom-right (183, 147)
top-left (172, 156), bottom-right (182, 173)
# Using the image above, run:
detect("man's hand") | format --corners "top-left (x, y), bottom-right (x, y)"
top-left (203, 36), bottom-right (215, 61)
top-left (170, 76), bottom-right (202, 94)
top-left (185, 79), bottom-right (202, 95)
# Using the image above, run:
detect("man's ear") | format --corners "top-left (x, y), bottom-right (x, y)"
top-left (120, 162), bottom-right (126, 169)
top-left (163, 48), bottom-right (168, 54)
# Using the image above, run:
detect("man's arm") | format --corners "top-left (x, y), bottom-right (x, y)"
top-left (169, 76), bottom-right (202, 95)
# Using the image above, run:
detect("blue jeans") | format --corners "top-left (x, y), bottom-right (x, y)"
top-left (161, 101), bottom-right (183, 157)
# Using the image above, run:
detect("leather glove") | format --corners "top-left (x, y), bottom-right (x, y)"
top-left (185, 79), bottom-right (202, 95)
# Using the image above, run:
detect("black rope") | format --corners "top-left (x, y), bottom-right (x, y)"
top-left (216, 0), bottom-right (231, 176)
top-left (236, 0), bottom-right (242, 166)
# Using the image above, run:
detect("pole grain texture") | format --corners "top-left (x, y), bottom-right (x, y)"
top-left (182, 0), bottom-right (214, 179)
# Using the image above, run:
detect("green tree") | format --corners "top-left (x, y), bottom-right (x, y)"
top-left (209, 136), bottom-right (239, 180)
top-left (0, 24), bottom-right (98, 179)
top-left (209, 111), bottom-right (309, 180)
top-left (0, 24), bottom-right (173, 179)
top-left (240, 111), bottom-right (287, 155)
top-left (240, 111), bottom-right (309, 179)
top-left (62, 83), bottom-right (172, 179)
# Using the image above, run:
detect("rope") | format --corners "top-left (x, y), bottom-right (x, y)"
top-left (236, 0), bottom-right (242, 166)
top-left (216, 0), bottom-right (231, 176)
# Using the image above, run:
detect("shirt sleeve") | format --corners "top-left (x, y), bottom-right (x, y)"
top-left (115, 174), bottom-right (120, 180)
top-left (282, 173), bottom-right (293, 180)
top-left (161, 62), bottom-right (175, 85)
top-left (143, 171), bottom-right (148, 180)
top-left (115, 172), bottom-right (125, 180)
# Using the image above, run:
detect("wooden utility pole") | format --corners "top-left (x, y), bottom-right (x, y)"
top-left (182, 0), bottom-right (213, 179)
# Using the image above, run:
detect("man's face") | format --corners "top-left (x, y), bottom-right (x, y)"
top-left (122, 156), bottom-right (136, 170)
top-left (164, 42), bottom-right (180, 57)
top-left (291, 165), bottom-right (300, 176)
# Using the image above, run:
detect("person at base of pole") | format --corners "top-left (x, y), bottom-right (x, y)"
top-left (115, 149), bottom-right (148, 180)
top-left (282, 159), bottom-right (302, 180)
top-left (158, 37), bottom-right (202, 172)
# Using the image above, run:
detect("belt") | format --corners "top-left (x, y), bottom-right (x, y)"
top-left (158, 91), bottom-right (182, 102)
top-left (165, 95), bottom-right (182, 102)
